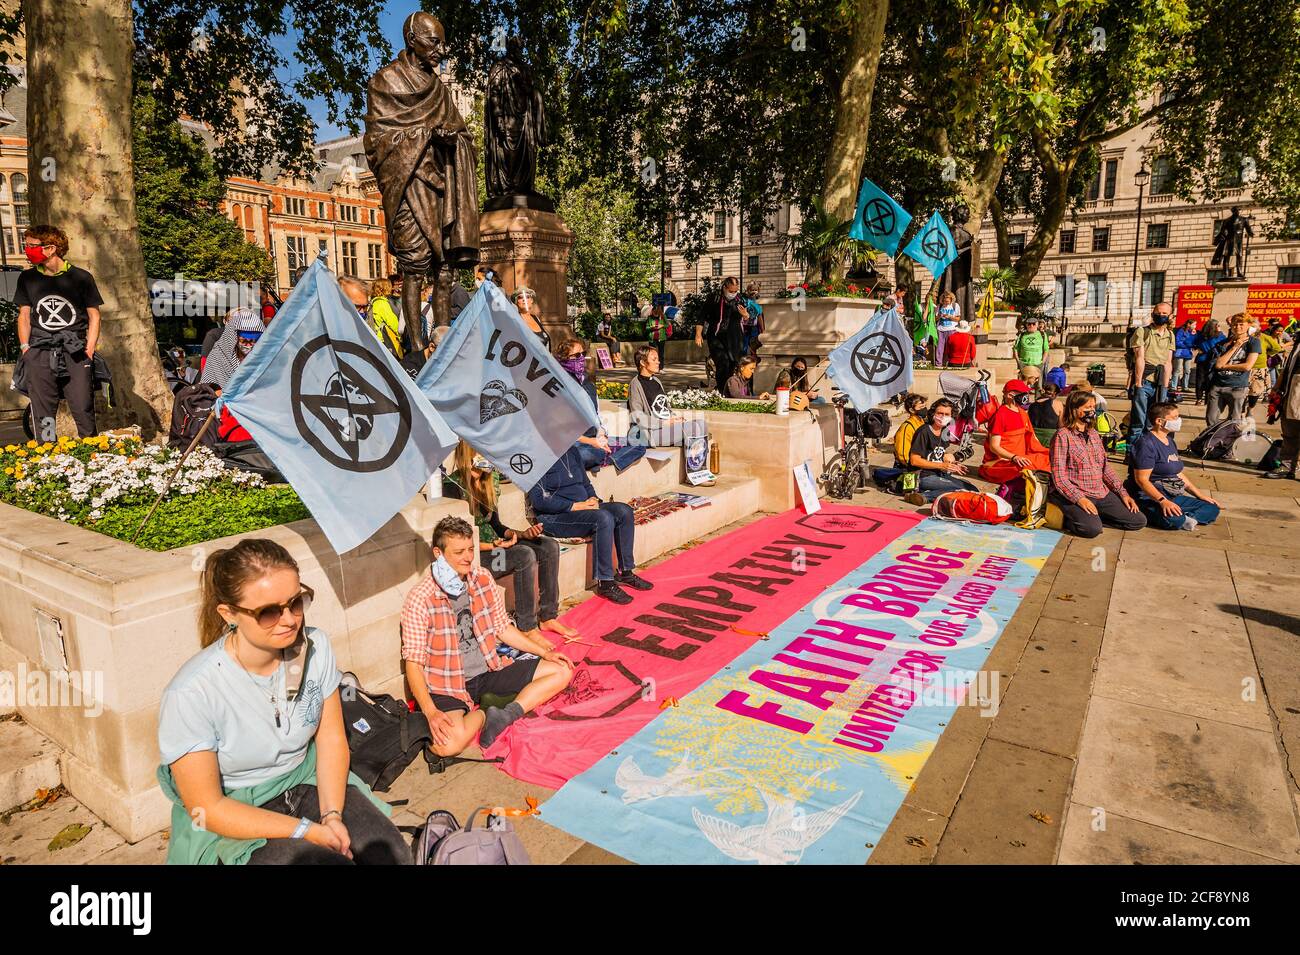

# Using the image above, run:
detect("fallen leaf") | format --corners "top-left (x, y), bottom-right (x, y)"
top-left (1056, 594), bottom-right (1076, 602)
top-left (905, 835), bottom-right (929, 848)
top-left (48, 823), bottom-right (92, 852)
top-left (1010, 839), bottom-right (1026, 847)
top-left (1030, 810), bottom-right (1053, 824)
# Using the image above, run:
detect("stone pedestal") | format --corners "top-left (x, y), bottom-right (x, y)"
top-left (479, 207), bottom-right (575, 344)
top-left (1210, 280), bottom-right (1250, 324)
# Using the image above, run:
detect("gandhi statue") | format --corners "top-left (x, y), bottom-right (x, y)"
top-left (364, 12), bottom-right (479, 346)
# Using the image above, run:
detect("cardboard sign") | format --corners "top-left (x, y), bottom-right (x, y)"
top-left (684, 433), bottom-right (715, 486)
top-left (794, 458), bottom-right (821, 515)
top-left (595, 345), bottom-right (614, 369)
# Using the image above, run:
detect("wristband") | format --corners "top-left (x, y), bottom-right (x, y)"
top-left (320, 809), bottom-right (342, 824)
top-left (291, 817), bottom-right (312, 839)
top-left (20, 343), bottom-right (29, 353)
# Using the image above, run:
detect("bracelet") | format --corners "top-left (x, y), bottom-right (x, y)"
top-left (291, 816), bottom-right (312, 839)
top-left (319, 809), bottom-right (342, 823)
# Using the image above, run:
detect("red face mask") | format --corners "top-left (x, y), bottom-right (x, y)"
top-left (24, 244), bottom-right (48, 266)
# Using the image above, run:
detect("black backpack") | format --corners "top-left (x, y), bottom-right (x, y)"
top-left (168, 382), bottom-right (220, 450)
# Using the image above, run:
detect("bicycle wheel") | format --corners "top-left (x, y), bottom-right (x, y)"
top-left (820, 452), bottom-right (850, 500)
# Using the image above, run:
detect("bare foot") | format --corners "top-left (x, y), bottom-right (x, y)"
top-left (540, 617), bottom-right (578, 639)
top-left (525, 627), bottom-right (556, 652)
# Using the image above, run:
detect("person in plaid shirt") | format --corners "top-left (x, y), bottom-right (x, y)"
top-left (402, 517), bottom-right (574, 755)
top-left (1049, 390), bottom-right (1146, 539)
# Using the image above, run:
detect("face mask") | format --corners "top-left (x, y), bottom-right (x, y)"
top-left (430, 554), bottom-right (466, 596)
top-left (24, 245), bottom-right (48, 266)
top-left (562, 356), bottom-right (586, 378)
top-left (1163, 417), bottom-right (1183, 432)
top-left (1152, 313), bottom-right (1170, 325)
top-left (933, 414), bottom-right (952, 428)
top-left (724, 291), bottom-right (738, 301)
top-left (1014, 393), bottom-right (1032, 408)
top-left (1081, 410), bottom-right (1098, 425)
top-left (1249, 326), bottom-right (1260, 337)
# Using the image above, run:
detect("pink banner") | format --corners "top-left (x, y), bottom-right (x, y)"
top-left (485, 505), bottom-right (925, 788)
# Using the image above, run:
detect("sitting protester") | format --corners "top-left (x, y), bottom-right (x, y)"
top-left (401, 517), bottom-right (576, 756)
top-left (1125, 402), bottom-right (1221, 531)
top-left (978, 379), bottom-right (1051, 485)
top-left (724, 354), bottom-right (772, 400)
top-left (556, 335), bottom-right (611, 470)
top-left (788, 356), bottom-right (821, 401)
top-left (1028, 382), bottom-right (1064, 447)
top-left (446, 442), bottom-right (576, 648)
top-left (199, 307), bottom-right (264, 390)
top-left (893, 392), bottom-right (928, 468)
top-left (158, 539), bottom-right (409, 865)
top-left (904, 399), bottom-right (977, 505)
top-left (527, 445), bottom-right (652, 605)
top-left (628, 343), bottom-right (691, 447)
top-left (163, 345), bottom-right (197, 394)
top-left (1049, 389), bottom-right (1146, 539)
top-left (946, 320), bottom-right (977, 368)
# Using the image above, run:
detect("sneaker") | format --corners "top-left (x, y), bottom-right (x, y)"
top-left (904, 492), bottom-right (928, 507)
top-left (1262, 468), bottom-right (1297, 480)
top-left (617, 570), bottom-right (654, 591)
top-left (594, 580), bottom-right (633, 604)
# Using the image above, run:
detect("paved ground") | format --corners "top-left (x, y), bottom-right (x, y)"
top-left (3, 349), bottom-right (1298, 865)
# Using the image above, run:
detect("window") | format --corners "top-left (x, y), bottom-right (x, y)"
top-left (1053, 275), bottom-right (1075, 311)
top-left (748, 219), bottom-right (763, 238)
top-left (1279, 266), bottom-right (1300, 284)
top-left (1140, 271), bottom-right (1165, 307)
top-left (368, 243), bottom-right (382, 279)
top-left (342, 240), bottom-right (358, 276)
top-left (1146, 223), bottom-right (1169, 249)
top-left (747, 254), bottom-right (760, 275)
top-left (665, 260), bottom-right (673, 277)
top-left (12, 173), bottom-right (27, 230)
top-left (1103, 159), bottom-right (1118, 200)
top-left (1059, 230), bottom-right (1076, 254)
top-left (340, 205), bottom-right (358, 223)
top-left (711, 257), bottom-right (723, 277)
top-left (1149, 156), bottom-right (1174, 196)
top-left (368, 208), bottom-right (376, 226)
top-left (1092, 227), bottom-right (1110, 252)
top-left (1087, 170), bottom-right (1100, 201)
top-left (286, 235), bottom-right (307, 272)
top-left (1008, 233), bottom-right (1026, 257)
top-left (1210, 218), bottom-right (1223, 244)
top-left (713, 212), bottom-right (727, 241)
top-left (1086, 273), bottom-right (1108, 308)
top-left (285, 196), bottom-right (306, 217)
top-left (318, 239), bottom-right (328, 255)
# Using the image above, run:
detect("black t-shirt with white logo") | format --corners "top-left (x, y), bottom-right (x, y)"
top-left (908, 425), bottom-right (951, 469)
top-left (639, 374), bottom-right (671, 419)
top-left (14, 264), bottom-right (104, 346)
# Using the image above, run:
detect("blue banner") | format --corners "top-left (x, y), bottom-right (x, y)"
top-left (826, 306), bottom-right (913, 409)
top-left (539, 519), bottom-right (1060, 864)
top-left (848, 178), bottom-right (912, 256)
top-left (415, 283), bottom-right (602, 491)
top-left (901, 210), bottom-right (958, 278)
top-left (218, 256), bottom-right (458, 554)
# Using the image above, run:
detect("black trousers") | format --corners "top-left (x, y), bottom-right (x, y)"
top-left (488, 535), bottom-right (561, 631)
top-left (1052, 490), bottom-right (1147, 540)
top-left (23, 350), bottom-right (96, 438)
top-left (246, 782), bottom-right (410, 865)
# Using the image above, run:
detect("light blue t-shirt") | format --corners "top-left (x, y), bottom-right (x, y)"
top-left (158, 627), bottom-right (341, 791)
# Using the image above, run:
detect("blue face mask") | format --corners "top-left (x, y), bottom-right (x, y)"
top-left (430, 554), bottom-right (466, 596)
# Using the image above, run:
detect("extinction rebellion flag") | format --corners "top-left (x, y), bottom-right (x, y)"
top-left (415, 283), bottom-right (602, 492)
top-left (826, 305), bottom-right (914, 411)
top-left (848, 177), bottom-right (912, 256)
top-left (901, 210), bottom-right (958, 279)
top-left (218, 255), bottom-right (459, 554)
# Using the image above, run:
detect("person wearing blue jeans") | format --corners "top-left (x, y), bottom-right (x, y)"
top-left (1128, 304), bottom-right (1175, 438)
top-left (1125, 401), bottom-right (1222, 531)
top-left (903, 398), bottom-right (977, 504)
top-left (527, 445), bottom-right (652, 605)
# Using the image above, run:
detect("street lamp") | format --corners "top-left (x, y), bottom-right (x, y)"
top-left (1130, 161), bottom-right (1151, 320)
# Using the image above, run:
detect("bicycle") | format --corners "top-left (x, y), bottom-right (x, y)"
top-left (819, 394), bottom-right (874, 500)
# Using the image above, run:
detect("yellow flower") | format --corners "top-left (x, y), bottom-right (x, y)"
top-left (3, 444), bottom-right (15, 452)
top-left (13, 468), bottom-right (23, 479)
top-left (25, 440), bottom-right (37, 448)
top-left (14, 450), bottom-right (26, 458)
top-left (3, 467), bottom-right (12, 475)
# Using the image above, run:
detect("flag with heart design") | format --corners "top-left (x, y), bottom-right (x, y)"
top-left (416, 283), bottom-right (602, 491)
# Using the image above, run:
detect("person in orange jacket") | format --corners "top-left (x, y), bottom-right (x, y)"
top-left (978, 379), bottom-right (1050, 484)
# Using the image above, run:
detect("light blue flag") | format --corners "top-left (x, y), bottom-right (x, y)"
top-left (415, 283), bottom-right (601, 491)
top-left (825, 306), bottom-right (913, 410)
top-left (218, 256), bottom-right (458, 554)
top-left (901, 210), bottom-right (958, 279)
top-left (848, 177), bottom-right (912, 255)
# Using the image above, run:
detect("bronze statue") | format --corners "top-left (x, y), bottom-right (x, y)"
top-left (1212, 206), bottom-right (1254, 281)
top-left (364, 12), bottom-right (479, 343)
top-left (484, 36), bottom-right (554, 212)
top-left (938, 203), bottom-right (975, 324)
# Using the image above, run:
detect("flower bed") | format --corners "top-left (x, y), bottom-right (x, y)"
top-left (1, 435), bottom-right (309, 551)
top-left (593, 379), bottom-right (772, 413)
top-left (776, 279), bottom-right (877, 299)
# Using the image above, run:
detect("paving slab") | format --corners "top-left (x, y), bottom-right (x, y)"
top-left (869, 803), bottom-right (949, 865)
top-left (932, 739), bottom-right (1073, 865)
top-left (1071, 696), bottom-right (1300, 863)
top-left (1058, 802), bottom-right (1285, 865)
top-left (0, 791), bottom-right (124, 865)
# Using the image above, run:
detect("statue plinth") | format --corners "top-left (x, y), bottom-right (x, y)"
top-left (483, 192), bottom-right (556, 214)
top-left (1210, 279), bottom-right (1251, 325)
top-left (479, 206), bottom-right (575, 341)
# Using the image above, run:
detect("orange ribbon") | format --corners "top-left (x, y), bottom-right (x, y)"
top-left (480, 795), bottom-right (541, 819)
top-left (659, 697), bottom-right (680, 709)
top-left (729, 626), bottom-right (770, 639)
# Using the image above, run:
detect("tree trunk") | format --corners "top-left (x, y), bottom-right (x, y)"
top-left (819, 0), bottom-right (890, 233)
top-left (26, 0), bottom-right (171, 438)
top-left (957, 148), bottom-right (1007, 237)
top-left (990, 195), bottom-right (1011, 269)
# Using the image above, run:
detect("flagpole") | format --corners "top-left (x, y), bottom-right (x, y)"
top-left (130, 409), bottom-right (219, 545)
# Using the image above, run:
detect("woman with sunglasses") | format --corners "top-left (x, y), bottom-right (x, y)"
top-left (157, 539), bottom-right (409, 865)
top-left (448, 441), bottom-right (577, 647)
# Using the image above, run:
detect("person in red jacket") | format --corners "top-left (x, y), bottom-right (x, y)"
top-left (979, 379), bottom-right (1050, 484)
top-left (946, 319), bottom-right (977, 368)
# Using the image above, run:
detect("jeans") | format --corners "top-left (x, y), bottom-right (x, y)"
top-left (1137, 494), bottom-right (1221, 531)
top-left (1129, 375), bottom-right (1168, 436)
top-left (1206, 385), bottom-right (1246, 427)
top-left (536, 501), bottom-right (636, 582)
top-left (1051, 490), bottom-right (1147, 539)
top-left (576, 442), bottom-right (607, 472)
top-left (246, 783), bottom-right (411, 865)
top-left (1171, 356), bottom-right (1191, 392)
top-left (918, 472), bottom-right (977, 502)
top-left (489, 535), bottom-right (560, 630)
top-left (23, 350), bottom-right (97, 438)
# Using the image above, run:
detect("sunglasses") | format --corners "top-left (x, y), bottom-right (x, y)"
top-left (228, 587), bottom-right (314, 630)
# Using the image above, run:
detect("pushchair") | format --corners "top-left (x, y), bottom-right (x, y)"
top-left (937, 369), bottom-right (994, 462)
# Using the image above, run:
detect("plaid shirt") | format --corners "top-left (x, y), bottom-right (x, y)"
top-left (1050, 426), bottom-right (1125, 504)
top-left (400, 567), bottom-right (511, 705)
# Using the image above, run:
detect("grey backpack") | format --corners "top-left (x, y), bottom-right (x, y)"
top-left (413, 808), bottom-right (532, 865)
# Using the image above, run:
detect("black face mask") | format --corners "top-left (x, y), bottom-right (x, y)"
top-left (1152, 313), bottom-right (1170, 325)
top-left (1015, 393), bottom-right (1032, 408)
top-left (1081, 410), bottom-right (1098, 424)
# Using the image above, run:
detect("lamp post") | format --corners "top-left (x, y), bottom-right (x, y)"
top-left (1129, 161), bottom-right (1151, 320)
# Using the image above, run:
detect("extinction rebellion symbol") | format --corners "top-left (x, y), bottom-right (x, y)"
top-left (850, 332), bottom-right (905, 387)
top-left (509, 453), bottom-right (534, 475)
top-left (291, 335), bottom-right (412, 473)
top-left (860, 198), bottom-right (896, 238)
top-left (921, 226), bottom-right (950, 261)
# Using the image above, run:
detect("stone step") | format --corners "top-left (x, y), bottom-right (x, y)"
top-left (0, 717), bottom-right (62, 814)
